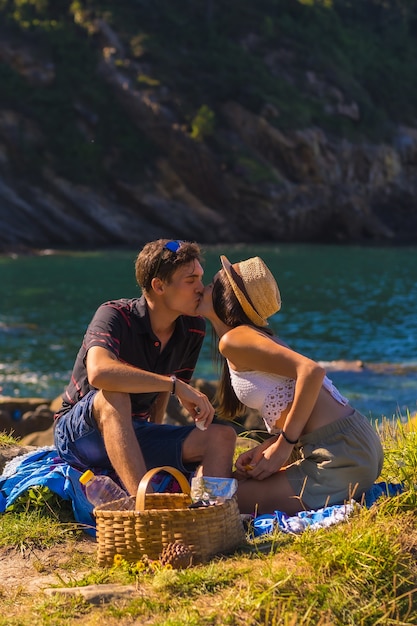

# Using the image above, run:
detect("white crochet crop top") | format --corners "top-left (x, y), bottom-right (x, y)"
top-left (228, 365), bottom-right (348, 434)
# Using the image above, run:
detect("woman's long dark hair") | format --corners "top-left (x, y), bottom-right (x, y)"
top-left (211, 270), bottom-right (273, 420)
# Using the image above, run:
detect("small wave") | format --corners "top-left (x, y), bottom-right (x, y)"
top-left (320, 360), bottom-right (417, 374)
top-left (0, 322), bottom-right (38, 334)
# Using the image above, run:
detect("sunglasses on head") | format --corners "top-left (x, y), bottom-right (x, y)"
top-left (153, 240), bottom-right (184, 278)
top-left (164, 240), bottom-right (183, 253)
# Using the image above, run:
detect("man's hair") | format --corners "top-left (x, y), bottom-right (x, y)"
top-left (135, 239), bottom-right (202, 294)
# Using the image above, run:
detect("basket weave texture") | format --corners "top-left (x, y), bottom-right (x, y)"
top-left (94, 465), bottom-right (246, 566)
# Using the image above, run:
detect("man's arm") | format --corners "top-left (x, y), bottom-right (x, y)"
top-left (86, 346), bottom-right (176, 394)
top-left (149, 392), bottom-right (170, 424)
top-left (86, 346), bottom-right (214, 425)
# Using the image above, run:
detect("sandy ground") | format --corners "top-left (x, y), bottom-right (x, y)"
top-left (0, 536), bottom-right (97, 595)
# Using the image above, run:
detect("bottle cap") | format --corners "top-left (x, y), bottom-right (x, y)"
top-left (79, 469), bottom-right (94, 485)
top-left (253, 514), bottom-right (276, 537)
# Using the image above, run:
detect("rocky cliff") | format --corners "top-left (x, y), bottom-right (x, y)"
top-left (1, 3), bottom-right (417, 252)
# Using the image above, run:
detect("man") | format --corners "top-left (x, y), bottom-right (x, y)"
top-left (54, 239), bottom-right (236, 495)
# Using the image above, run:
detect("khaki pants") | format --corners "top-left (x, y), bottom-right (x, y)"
top-left (285, 410), bottom-right (384, 510)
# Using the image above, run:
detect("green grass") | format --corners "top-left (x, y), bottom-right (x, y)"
top-left (1, 415), bottom-right (417, 624)
top-left (0, 432), bottom-right (21, 446)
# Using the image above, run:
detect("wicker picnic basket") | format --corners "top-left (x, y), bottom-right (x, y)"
top-left (94, 466), bottom-right (246, 566)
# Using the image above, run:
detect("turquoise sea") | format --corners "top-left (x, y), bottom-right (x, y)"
top-left (0, 244), bottom-right (416, 421)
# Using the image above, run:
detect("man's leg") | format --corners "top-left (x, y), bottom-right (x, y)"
top-left (182, 424), bottom-right (237, 478)
top-left (54, 390), bottom-right (109, 470)
top-left (93, 390), bottom-right (148, 495)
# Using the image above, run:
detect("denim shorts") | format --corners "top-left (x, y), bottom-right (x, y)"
top-left (54, 390), bottom-right (197, 474)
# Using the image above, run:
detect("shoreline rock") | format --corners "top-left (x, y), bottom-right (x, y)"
top-left (1, 363), bottom-right (416, 448)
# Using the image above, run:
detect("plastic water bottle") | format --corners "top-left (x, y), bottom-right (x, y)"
top-left (79, 470), bottom-right (132, 510)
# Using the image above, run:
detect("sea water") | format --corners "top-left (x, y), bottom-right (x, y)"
top-left (1, 244), bottom-right (416, 420)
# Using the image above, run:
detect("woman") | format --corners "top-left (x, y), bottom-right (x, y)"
top-left (198, 255), bottom-right (384, 516)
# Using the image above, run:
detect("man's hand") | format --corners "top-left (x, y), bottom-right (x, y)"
top-left (175, 379), bottom-right (215, 430)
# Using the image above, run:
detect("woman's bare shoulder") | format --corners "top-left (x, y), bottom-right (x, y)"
top-left (219, 326), bottom-right (274, 358)
top-left (220, 325), bottom-right (258, 346)
top-left (219, 325), bottom-right (301, 375)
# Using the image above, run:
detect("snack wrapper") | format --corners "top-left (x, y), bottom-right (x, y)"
top-left (190, 476), bottom-right (238, 504)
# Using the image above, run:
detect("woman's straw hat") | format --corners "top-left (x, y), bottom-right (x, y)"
top-left (220, 255), bottom-right (281, 326)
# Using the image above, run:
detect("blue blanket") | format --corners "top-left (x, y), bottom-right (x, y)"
top-left (0, 447), bottom-right (96, 535)
top-left (253, 481), bottom-right (404, 536)
top-left (0, 447), bottom-right (404, 539)
top-left (0, 447), bottom-right (188, 537)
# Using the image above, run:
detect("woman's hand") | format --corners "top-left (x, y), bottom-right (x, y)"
top-left (234, 448), bottom-right (257, 479)
top-left (236, 438), bottom-right (293, 480)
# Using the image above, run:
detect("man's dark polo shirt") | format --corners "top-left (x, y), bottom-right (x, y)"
top-left (55, 296), bottom-right (206, 420)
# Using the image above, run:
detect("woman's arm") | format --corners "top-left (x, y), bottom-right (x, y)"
top-left (220, 327), bottom-right (325, 432)
top-left (220, 326), bottom-right (325, 478)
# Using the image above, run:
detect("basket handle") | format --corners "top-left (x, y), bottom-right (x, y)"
top-left (135, 465), bottom-right (191, 512)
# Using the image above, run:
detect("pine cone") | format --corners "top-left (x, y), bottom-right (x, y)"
top-left (160, 541), bottom-right (193, 569)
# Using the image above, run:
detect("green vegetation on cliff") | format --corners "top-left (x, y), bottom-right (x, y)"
top-left (1, 0), bottom-right (417, 186)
